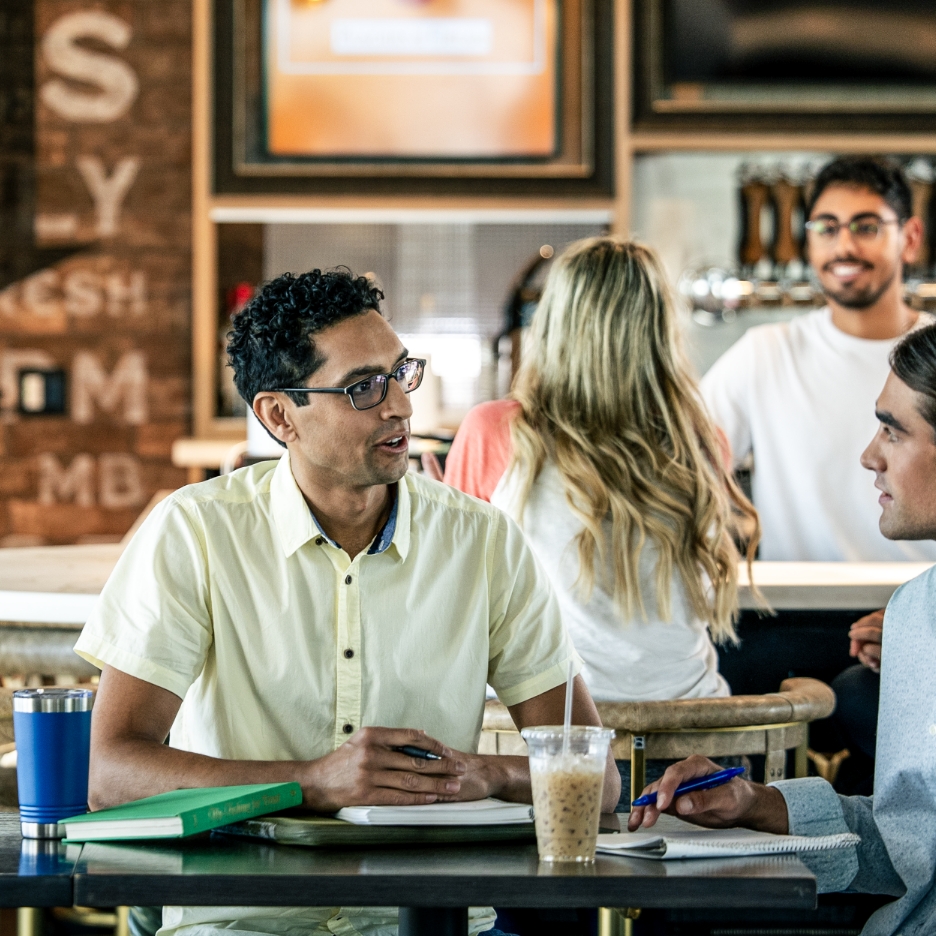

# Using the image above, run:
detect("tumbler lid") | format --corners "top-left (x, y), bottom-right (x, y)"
top-left (13, 688), bottom-right (93, 713)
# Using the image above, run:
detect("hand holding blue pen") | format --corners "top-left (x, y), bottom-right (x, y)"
top-left (631, 766), bottom-right (745, 807)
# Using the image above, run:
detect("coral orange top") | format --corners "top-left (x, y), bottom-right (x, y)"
top-left (443, 399), bottom-right (519, 502)
top-left (444, 399), bottom-right (734, 504)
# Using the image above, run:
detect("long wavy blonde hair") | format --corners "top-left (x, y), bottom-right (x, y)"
top-left (507, 237), bottom-right (759, 643)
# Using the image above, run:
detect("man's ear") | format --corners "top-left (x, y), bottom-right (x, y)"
top-left (253, 393), bottom-right (298, 445)
top-left (900, 216), bottom-right (925, 266)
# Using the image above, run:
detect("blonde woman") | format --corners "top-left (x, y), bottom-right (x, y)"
top-left (439, 237), bottom-right (759, 706)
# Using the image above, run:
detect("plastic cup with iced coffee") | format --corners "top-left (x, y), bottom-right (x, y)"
top-left (521, 725), bottom-right (614, 863)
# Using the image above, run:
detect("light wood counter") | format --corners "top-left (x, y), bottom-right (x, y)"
top-left (738, 561), bottom-right (934, 611)
top-left (1, 548), bottom-right (932, 628)
top-left (0, 544), bottom-right (123, 627)
top-left (171, 438), bottom-right (246, 484)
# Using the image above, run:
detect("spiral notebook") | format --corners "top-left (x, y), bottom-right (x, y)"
top-left (597, 816), bottom-right (859, 860)
top-left (335, 798), bottom-right (533, 826)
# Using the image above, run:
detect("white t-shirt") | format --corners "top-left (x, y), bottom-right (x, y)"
top-left (700, 307), bottom-right (936, 562)
top-left (492, 462), bottom-right (730, 702)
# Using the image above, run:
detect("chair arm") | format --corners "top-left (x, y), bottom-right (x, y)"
top-left (596, 696), bottom-right (792, 733)
top-left (778, 676), bottom-right (837, 722)
top-left (481, 677), bottom-right (836, 735)
top-left (596, 677), bottom-right (836, 732)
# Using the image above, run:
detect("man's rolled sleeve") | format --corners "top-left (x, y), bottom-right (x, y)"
top-left (772, 777), bottom-right (860, 893)
top-left (74, 494), bottom-right (213, 700)
top-left (486, 511), bottom-right (581, 708)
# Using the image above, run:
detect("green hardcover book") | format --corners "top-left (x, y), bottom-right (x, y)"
top-left (61, 782), bottom-right (302, 842)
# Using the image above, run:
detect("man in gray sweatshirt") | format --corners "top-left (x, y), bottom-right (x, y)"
top-left (630, 321), bottom-right (936, 936)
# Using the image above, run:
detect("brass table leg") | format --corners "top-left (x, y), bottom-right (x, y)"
top-left (17, 908), bottom-right (41, 936)
top-left (398, 907), bottom-right (467, 936)
top-left (630, 735), bottom-right (647, 806)
top-left (598, 907), bottom-right (640, 936)
top-left (795, 736), bottom-right (809, 779)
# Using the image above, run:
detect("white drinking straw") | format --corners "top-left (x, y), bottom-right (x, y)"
top-left (562, 657), bottom-right (574, 757)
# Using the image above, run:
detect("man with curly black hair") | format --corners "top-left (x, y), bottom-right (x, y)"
top-left (226, 268), bottom-right (386, 433)
top-left (75, 267), bottom-right (619, 936)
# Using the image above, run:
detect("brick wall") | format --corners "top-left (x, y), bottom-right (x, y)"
top-left (0, 0), bottom-right (190, 545)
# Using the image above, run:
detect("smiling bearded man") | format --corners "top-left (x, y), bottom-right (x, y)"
top-left (699, 156), bottom-right (936, 795)
top-left (701, 156), bottom-right (935, 564)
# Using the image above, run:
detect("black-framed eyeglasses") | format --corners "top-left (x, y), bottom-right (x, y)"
top-left (276, 358), bottom-right (426, 411)
top-left (804, 214), bottom-right (901, 241)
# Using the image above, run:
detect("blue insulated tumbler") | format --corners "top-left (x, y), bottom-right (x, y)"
top-left (13, 688), bottom-right (93, 838)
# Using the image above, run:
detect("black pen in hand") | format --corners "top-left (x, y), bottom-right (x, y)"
top-left (393, 745), bottom-right (442, 761)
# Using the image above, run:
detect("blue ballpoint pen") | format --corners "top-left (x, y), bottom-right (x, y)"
top-left (631, 765), bottom-right (745, 807)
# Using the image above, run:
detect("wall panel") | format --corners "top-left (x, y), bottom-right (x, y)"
top-left (0, 0), bottom-right (191, 545)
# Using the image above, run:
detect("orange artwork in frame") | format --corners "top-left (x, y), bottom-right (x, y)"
top-left (264, 0), bottom-right (559, 159)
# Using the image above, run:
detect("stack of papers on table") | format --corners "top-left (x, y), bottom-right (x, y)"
top-left (597, 816), bottom-right (859, 860)
top-left (336, 798), bottom-right (533, 826)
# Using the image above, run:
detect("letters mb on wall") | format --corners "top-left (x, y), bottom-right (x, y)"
top-left (0, 3), bottom-right (191, 545)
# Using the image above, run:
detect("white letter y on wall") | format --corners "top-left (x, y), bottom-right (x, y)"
top-left (77, 156), bottom-right (140, 237)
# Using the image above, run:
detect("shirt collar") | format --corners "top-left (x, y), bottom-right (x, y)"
top-left (392, 475), bottom-right (411, 561)
top-left (307, 488), bottom-right (398, 555)
top-left (271, 454), bottom-right (318, 558)
top-left (365, 488), bottom-right (398, 555)
top-left (271, 453), bottom-right (411, 561)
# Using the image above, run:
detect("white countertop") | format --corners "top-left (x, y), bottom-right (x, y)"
top-left (0, 543), bottom-right (123, 626)
top-left (738, 561), bottom-right (934, 610)
top-left (1, 545), bottom-right (932, 625)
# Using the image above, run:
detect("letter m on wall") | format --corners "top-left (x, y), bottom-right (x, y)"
top-left (38, 454), bottom-right (95, 506)
top-left (71, 351), bottom-right (148, 424)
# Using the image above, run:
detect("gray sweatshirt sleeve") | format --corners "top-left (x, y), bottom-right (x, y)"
top-left (772, 777), bottom-right (904, 897)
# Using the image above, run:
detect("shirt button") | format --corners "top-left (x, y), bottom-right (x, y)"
top-left (316, 537), bottom-right (324, 546)
top-left (345, 574), bottom-right (352, 585)
top-left (344, 648), bottom-right (354, 659)
top-left (342, 723), bottom-right (354, 734)
top-left (929, 724), bottom-right (936, 736)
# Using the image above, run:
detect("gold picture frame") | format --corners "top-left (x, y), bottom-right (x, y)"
top-left (217, 0), bottom-right (607, 187)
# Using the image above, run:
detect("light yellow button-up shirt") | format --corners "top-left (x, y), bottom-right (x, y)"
top-left (76, 454), bottom-right (578, 936)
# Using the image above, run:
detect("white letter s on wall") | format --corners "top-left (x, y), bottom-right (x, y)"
top-left (40, 11), bottom-right (138, 123)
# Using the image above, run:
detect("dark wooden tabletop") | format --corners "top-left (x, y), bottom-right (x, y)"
top-left (0, 808), bottom-right (817, 912)
top-left (73, 830), bottom-right (817, 911)
top-left (0, 812), bottom-right (79, 907)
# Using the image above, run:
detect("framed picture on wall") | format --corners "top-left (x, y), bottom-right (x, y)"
top-left (633, 0), bottom-right (936, 132)
top-left (215, 0), bottom-right (614, 194)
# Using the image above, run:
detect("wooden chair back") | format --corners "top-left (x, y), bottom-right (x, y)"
top-left (481, 677), bottom-right (836, 804)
